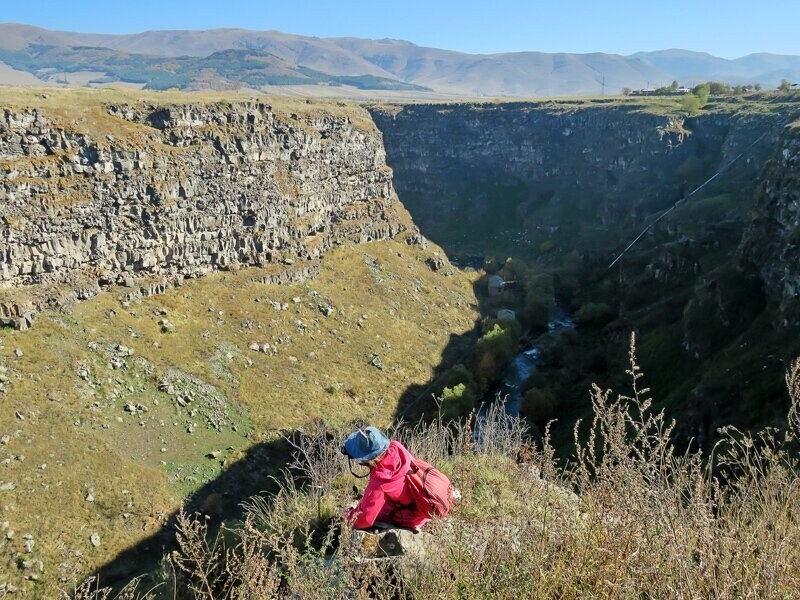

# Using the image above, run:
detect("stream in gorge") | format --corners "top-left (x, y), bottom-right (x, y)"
top-left (475, 308), bottom-right (574, 443)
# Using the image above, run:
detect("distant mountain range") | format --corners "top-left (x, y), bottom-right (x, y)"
top-left (1, 23), bottom-right (799, 98)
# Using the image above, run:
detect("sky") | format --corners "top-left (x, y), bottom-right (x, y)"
top-left (4, 0), bottom-right (800, 58)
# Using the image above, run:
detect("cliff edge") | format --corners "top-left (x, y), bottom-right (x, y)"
top-left (1, 90), bottom-right (408, 328)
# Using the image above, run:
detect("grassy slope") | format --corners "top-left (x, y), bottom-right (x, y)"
top-left (0, 88), bottom-right (478, 595)
top-left (0, 87), bottom-right (382, 133)
top-left (0, 236), bottom-right (478, 595)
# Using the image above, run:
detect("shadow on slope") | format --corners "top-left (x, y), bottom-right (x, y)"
top-left (92, 435), bottom-right (294, 591)
top-left (91, 276), bottom-right (497, 593)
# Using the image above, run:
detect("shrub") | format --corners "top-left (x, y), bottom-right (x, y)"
top-left (522, 387), bottom-right (556, 425)
top-left (574, 301), bottom-right (614, 325)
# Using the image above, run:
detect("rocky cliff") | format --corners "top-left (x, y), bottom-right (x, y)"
top-left (1, 94), bottom-right (406, 328)
top-left (369, 97), bottom-right (800, 442)
top-left (369, 100), bottom-right (782, 260)
top-left (740, 122), bottom-right (800, 327)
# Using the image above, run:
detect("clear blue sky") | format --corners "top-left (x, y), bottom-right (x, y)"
top-left (5, 0), bottom-right (800, 58)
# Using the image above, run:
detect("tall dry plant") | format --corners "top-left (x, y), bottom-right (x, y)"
top-left (70, 350), bottom-right (800, 599)
top-left (286, 419), bottom-right (348, 493)
top-left (787, 356), bottom-right (800, 438)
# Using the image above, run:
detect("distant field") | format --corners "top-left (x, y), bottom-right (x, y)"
top-left (0, 61), bottom-right (42, 85)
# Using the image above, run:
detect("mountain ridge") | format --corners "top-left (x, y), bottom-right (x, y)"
top-left (1, 23), bottom-right (799, 97)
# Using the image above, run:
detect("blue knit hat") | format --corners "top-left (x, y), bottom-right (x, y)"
top-left (342, 426), bottom-right (390, 461)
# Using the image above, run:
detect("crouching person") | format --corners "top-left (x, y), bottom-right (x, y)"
top-left (342, 426), bottom-right (452, 532)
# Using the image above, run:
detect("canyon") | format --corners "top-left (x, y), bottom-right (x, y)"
top-left (372, 97), bottom-right (800, 442)
top-left (0, 88), bottom-right (799, 594)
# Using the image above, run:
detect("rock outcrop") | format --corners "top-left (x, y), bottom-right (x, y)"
top-left (369, 102), bottom-right (781, 257)
top-left (1, 99), bottom-right (406, 327)
top-left (740, 122), bottom-right (800, 327)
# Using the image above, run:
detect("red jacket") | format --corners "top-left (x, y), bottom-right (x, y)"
top-left (345, 440), bottom-right (430, 531)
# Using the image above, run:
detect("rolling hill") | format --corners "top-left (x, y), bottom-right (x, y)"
top-left (1, 23), bottom-right (799, 97)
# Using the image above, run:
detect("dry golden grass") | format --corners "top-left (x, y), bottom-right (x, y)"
top-left (152, 339), bottom-right (800, 599)
top-left (0, 237), bottom-right (478, 597)
top-left (0, 87), bottom-right (380, 136)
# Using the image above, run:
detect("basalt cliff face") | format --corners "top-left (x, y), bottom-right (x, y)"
top-left (740, 123), bottom-right (800, 327)
top-left (369, 102), bottom-right (781, 259)
top-left (369, 98), bottom-right (800, 437)
top-left (1, 98), bottom-right (406, 328)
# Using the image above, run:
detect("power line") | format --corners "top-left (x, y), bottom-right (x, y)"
top-left (607, 128), bottom-right (772, 270)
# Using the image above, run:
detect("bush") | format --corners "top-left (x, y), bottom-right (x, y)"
top-left (440, 383), bottom-right (476, 419)
top-left (522, 387), bottom-right (556, 425)
top-left (575, 301), bottom-right (614, 325)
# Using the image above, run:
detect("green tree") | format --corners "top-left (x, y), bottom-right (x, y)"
top-left (483, 257), bottom-right (501, 274)
top-left (442, 363), bottom-right (474, 390)
top-left (692, 83), bottom-right (710, 106)
top-left (499, 257), bottom-right (528, 283)
top-left (475, 320), bottom-right (522, 389)
top-left (778, 79), bottom-right (792, 91)
top-left (522, 387), bottom-right (556, 425)
top-left (575, 302), bottom-right (614, 326)
top-left (522, 272), bottom-right (554, 331)
top-left (440, 383), bottom-right (476, 419)
top-left (681, 94), bottom-right (702, 115)
top-left (708, 81), bottom-right (731, 95)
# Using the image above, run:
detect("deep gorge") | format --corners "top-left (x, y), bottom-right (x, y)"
top-left (3, 93), bottom-right (799, 441)
top-left (370, 98), bottom-right (800, 447)
top-left (1, 90), bottom-right (800, 594)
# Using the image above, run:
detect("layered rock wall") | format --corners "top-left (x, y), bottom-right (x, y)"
top-left (0, 100), bottom-right (406, 326)
top-left (740, 123), bottom-right (800, 326)
top-left (370, 102), bottom-right (779, 257)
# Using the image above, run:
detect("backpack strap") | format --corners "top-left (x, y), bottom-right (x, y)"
top-left (411, 459), bottom-right (448, 514)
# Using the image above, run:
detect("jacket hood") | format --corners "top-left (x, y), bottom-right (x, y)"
top-left (370, 440), bottom-right (412, 481)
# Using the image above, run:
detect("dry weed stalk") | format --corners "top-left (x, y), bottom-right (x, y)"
top-left (286, 419), bottom-right (347, 493)
top-left (787, 356), bottom-right (800, 437)
top-left (81, 349), bottom-right (800, 598)
top-left (169, 512), bottom-right (232, 598)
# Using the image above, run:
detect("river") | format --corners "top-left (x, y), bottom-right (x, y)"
top-left (480, 308), bottom-right (574, 420)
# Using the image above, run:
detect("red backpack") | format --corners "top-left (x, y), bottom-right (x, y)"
top-left (405, 458), bottom-right (452, 518)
